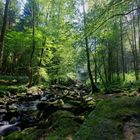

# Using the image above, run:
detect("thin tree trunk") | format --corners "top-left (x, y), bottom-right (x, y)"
top-left (102, 49), bottom-right (108, 83)
top-left (120, 17), bottom-right (125, 80)
top-left (136, 0), bottom-right (140, 53)
top-left (94, 44), bottom-right (97, 84)
top-left (82, 0), bottom-right (99, 93)
top-left (107, 42), bottom-right (112, 83)
top-left (94, 56), bottom-right (97, 84)
top-left (138, 12), bottom-right (140, 53)
top-left (29, 0), bottom-right (35, 86)
top-left (0, 0), bottom-right (10, 70)
top-left (116, 46), bottom-right (120, 81)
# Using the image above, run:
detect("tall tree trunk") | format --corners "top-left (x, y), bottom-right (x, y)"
top-left (94, 43), bottom-right (97, 84)
top-left (29, 0), bottom-right (35, 86)
top-left (116, 45), bottom-right (120, 81)
top-left (107, 42), bottom-right (112, 83)
top-left (94, 56), bottom-right (97, 84)
top-left (0, 0), bottom-right (10, 70)
top-left (138, 11), bottom-right (140, 53)
top-left (102, 49), bottom-right (108, 83)
top-left (136, 0), bottom-right (140, 53)
top-left (120, 17), bottom-right (125, 81)
top-left (82, 0), bottom-right (99, 93)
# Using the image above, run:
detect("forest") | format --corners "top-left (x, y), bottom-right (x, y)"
top-left (0, 0), bottom-right (140, 139)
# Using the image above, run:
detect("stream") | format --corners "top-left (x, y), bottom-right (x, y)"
top-left (0, 84), bottom-right (91, 137)
top-left (0, 90), bottom-right (55, 136)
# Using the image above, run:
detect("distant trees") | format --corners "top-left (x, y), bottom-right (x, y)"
top-left (0, 0), bottom-right (140, 91)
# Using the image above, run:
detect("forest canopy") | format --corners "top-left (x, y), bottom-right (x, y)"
top-left (0, 0), bottom-right (140, 92)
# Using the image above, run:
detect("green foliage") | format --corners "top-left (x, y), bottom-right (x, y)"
top-left (0, 84), bottom-right (27, 95)
top-left (0, 0), bottom-right (139, 89)
top-left (0, 75), bottom-right (28, 96)
top-left (0, 75), bottom-right (28, 83)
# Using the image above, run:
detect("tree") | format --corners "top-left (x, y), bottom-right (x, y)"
top-left (28, 0), bottom-right (36, 86)
top-left (0, 0), bottom-right (10, 69)
top-left (82, 0), bottom-right (99, 93)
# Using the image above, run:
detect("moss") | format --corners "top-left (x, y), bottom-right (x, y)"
top-left (4, 111), bottom-right (80, 140)
top-left (7, 85), bottom-right (27, 94)
top-left (75, 97), bottom-right (140, 140)
top-left (4, 127), bottom-right (43, 140)
top-left (0, 85), bottom-right (27, 96)
top-left (86, 100), bottom-right (96, 108)
top-left (46, 110), bottom-right (80, 140)
top-left (47, 119), bottom-right (79, 140)
top-left (4, 131), bottom-right (23, 140)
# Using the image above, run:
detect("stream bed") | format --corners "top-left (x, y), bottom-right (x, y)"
top-left (0, 84), bottom-right (92, 137)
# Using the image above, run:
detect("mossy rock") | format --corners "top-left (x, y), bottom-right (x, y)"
top-left (5, 111), bottom-right (80, 140)
top-left (4, 131), bottom-right (23, 140)
top-left (4, 127), bottom-right (43, 140)
top-left (75, 97), bottom-right (140, 140)
top-left (37, 110), bottom-right (80, 140)
top-left (46, 110), bottom-right (81, 140)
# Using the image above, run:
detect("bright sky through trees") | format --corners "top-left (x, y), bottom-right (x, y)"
top-left (79, 0), bottom-right (89, 13)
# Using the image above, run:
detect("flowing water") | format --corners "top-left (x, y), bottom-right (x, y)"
top-left (0, 92), bottom-right (52, 136)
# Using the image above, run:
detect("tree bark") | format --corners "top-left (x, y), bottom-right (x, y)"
top-left (0, 0), bottom-right (10, 70)
top-left (107, 42), bottom-right (112, 82)
top-left (94, 43), bottom-right (97, 84)
top-left (116, 45), bottom-right (120, 81)
top-left (120, 17), bottom-right (125, 81)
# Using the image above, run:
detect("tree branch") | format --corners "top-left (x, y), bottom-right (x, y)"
top-left (88, 7), bottom-right (140, 37)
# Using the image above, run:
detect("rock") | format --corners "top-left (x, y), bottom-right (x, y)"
top-left (37, 99), bottom-right (65, 119)
top-left (0, 114), bottom-right (5, 122)
top-left (9, 117), bottom-right (17, 124)
top-left (0, 122), bottom-right (21, 136)
top-left (3, 111), bottom-right (19, 122)
top-left (84, 96), bottom-right (93, 102)
top-left (123, 119), bottom-right (140, 140)
top-left (0, 109), bottom-right (7, 114)
top-left (8, 104), bottom-right (17, 111)
top-left (128, 91), bottom-right (139, 97)
top-left (44, 110), bottom-right (80, 139)
top-left (86, 100), bottom-right (96, 109)
top-left (40, 96), bottom-right (47, 101)
top-left (0, 100), bottom-right (5, 105)
top-left (47, 110), bottom-right (74, 125)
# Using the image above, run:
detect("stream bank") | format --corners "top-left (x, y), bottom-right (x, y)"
top-left (0, 82), bottom-right (95, 139)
